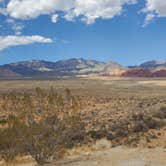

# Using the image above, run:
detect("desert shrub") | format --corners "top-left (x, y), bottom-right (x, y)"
top-left (63, 114), bottom-right (85, 148)
top-left (131, 110), bottom-right (166, 133)
top-left (88, 129), bottom-right (114, 140)
top-left (0, 117), bottom-right (7, 125)
top-left (48, 87), bottom-right (58, 112)
top-left (88, 130), bottom-right (105, 140)
top-left (110, 120), bottom-right (130, 138)
top-left (21, 93), bottom-right (36, 126)
top-left (0, 116), bottom-right (28, 162)
top-left (0, 87), bottom-right (85, 165)
top-left (2, 91), bottom-right (23, 114)
top-left (0, 115), bottom-right (69, 165)
top-left (153, 107), bottom-right (166, 119)
top-left (0, 129), bottom-right (18, 162)
top-left (56, 94), bottom-right (64, 112)
top-left (26, 123), bottom-right (62, 165)
top-left (143, 116), bottom-right (159, 129)
top-left (132, 120), bottom-right (148, 132)
top-left (26, 113), bottom-right (85, 165)
top-left (0, 114), bottom-right (85, 165)
top-left (65, 88), bottom-right (72, 103)
top-left (102, 109), bottom-right (166, 144)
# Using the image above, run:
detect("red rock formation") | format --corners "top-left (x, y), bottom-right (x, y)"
top-left (121, 69), bottom-right (166, 77)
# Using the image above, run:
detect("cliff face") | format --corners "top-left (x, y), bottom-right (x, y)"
top-left (121, 68), bottom-right (166, 77)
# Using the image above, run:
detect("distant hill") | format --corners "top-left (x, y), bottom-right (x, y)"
top-left (0, 58), bottom-right (125, 78)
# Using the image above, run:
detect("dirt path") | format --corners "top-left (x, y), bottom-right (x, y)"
top-left (14, 147), bottom-right (166, 166)
top-left (47, 147), bottom-right (166, 166)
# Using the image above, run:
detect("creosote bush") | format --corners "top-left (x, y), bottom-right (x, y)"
top-left (0, 116), bottom-right (28, 163)
top-left (0, 87), bottom-right (85, 165)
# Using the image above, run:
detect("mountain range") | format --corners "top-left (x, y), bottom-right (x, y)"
top-left (122, 60), bottom-right (166, 77)
top-left (0, 58), bottom-right (165, 78)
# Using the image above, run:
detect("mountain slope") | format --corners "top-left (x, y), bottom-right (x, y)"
top-left (0, 68), bottom-right (20, 78)
top-left (0, 58), bottom-right (124, 77)
top-left (0, 59), bottom-right (166, 78)
top-left (121, 68), bottom-right (166, 77)
top-left (121, 60), bottom-right (166, 77)
top-left (140, 60), bottom-right (166, 70)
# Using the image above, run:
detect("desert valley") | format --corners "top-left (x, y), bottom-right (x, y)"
top-left (0, 62), bottom-right (165, 165)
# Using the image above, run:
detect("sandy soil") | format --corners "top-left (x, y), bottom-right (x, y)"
top-left (14, 147), bottom-right (166, 166)
top-left (55, 147), bottom-right (166, 166)
top-left (138, 80), bottom-right (166, 86)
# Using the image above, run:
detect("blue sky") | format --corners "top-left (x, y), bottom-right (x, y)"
top-left (0, 0), bottom-right (166, 66)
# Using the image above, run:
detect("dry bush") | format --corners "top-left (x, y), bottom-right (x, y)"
top-left (0, 116), bottom-right (28, 162)
top-left (26, 123), bottom-right (63, 165)
top-left (88, 129), bottom-right (114, 141)
top-left (87, 106), bottom-right (166, 147)
top-left (25, 113), bottom-right (85, 165)
top-left (153, 107), bottom-right (166, 119)
top-left (62, 114), bottom-right (86, 148)
top-left (0, 87), bottom-right (85, 165)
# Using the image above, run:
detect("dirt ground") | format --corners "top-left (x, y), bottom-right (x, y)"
top-left (58, 147), bottom-right (166, 166)
top-left (0, 77), bottom-right (166, 166)
top-left (15, 146), bottom-right (166, 166)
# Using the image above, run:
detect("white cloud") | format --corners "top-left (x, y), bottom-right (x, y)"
top-left (143, 13), bottom-right (155, 26)
top-left (0, 35), bottom-right (53, 50)
top-left (2, 0), bottom-right (137, 24)
top-left (144, 0), bottom-right (166, 24)
top-left (0, 7), bottom-right (6, 15)
top-left (66, 0), bottom-right (137, 24)
top-left (51, 14), bottom-right (58, 23)
top-left (6, 0), bottom-right (74, 20)
top-left (6, 18), bottom-right (15, 24)
top-left (6, 18), bottom-right (24, 35)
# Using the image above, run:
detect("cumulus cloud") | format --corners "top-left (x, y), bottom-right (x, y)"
top-left (1, 0), bottom-right (137, 24)
top-left (6, 0), bottom-right (74, 20)
top-left (0, 35), bottom-right (53, 50)
top-left (66, 0), bottom-right (137, 24)
top-left (51, 14), bottom-right (58, 23)
top-left (144, 0), bottom-right (166, 25)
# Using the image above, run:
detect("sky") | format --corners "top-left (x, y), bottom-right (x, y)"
top-left (0, 0), bottom-right (166, 66)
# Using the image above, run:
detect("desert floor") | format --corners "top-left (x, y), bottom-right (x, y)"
top-left (0, 77), bottom-right (166, 166)
top-left (16, 146), bottom-right (166, 166)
